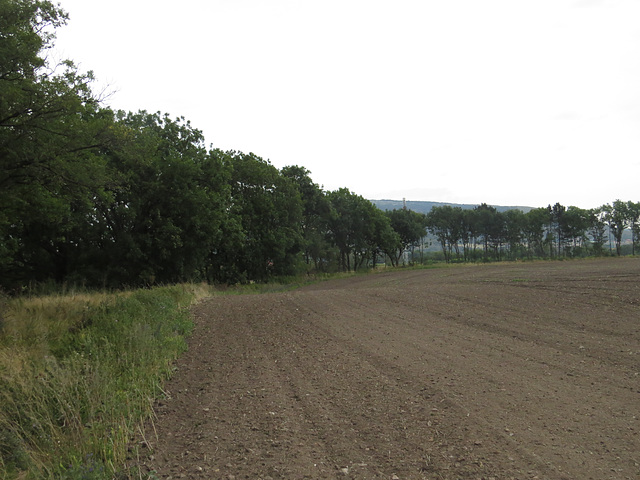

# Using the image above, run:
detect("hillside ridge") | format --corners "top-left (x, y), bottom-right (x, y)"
top-left (370, 199), bottom-right (534, 214)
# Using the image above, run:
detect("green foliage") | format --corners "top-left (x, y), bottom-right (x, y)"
top-left (603, 200), bottom-right (630, 256)
top-left (83, 111), bottom-right (230, 286)
top-left (423, 202), bottom-right (634, 264)
top-left (503, 209), bottom-right (525, 260)
top-left (281, 166), bottom-right (333, 271)
top-left (425, 205), bottom-right (463, 263)
top-left (523, 207), bottom-right (549, 258)
top-left (0, 0), bottom-right (112, 288)
top-left (220, 151), bottom-right (304, 282)
top-left (0, 0), bottom-right (67, 79)
top-left (385, 209), bottom-right (427, 265)
top-left (626, 201), bottom-right (640, 255)
top-left (370, 209), bottom-right (401, 267)
top-left (326, 189), bottom-right (390, 271)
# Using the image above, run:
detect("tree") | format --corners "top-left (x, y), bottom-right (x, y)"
top-left (0, 0), bottom-right (104, 191)
top-left (0, 0), bottom-right (113, 288)
top-left (222, 151), bottom-right (303, 281)
top-left (281, 166), bottom-right (332, 271)
top-left (80, 111), bottom-right (230, 286)
top-left (503, 209), bottom-right (525, 260)
top-left (560, 206), bottom-right (590, 257)
top-left (587, 207), bottom-right (608, 256)
top-left (626, 201), bottom-right (640, 256)
top-left (603, 200), bottom-right (628, 256)
top-left (326, 189), bottom-right (385, 271)
top-left (374, 212), bottom-right (402, 267)
top-left (385, 208), bottom-right (428, 265)
top-left (459, 209), bottom-right (476, 261)
top-left (473, 204), bottom-right (505, 260)
top-left (426, 205), bottom-right (460, 263)
top-left (523, 208), bottom-right (547, 258)
top-left (548, 203), bottom-right (567, 257)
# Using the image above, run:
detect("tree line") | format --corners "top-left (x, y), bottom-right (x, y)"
top-left (424, 201), bottom-right (640, 263)
top-left (1, 0), bottom-right (637, 290)
top-left (0, 0), bottom-right (413, 288)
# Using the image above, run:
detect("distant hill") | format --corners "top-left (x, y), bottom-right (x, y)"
top-left (370, 199), bottom-right (534, 215)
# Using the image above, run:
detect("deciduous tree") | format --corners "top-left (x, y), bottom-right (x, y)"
top-left (385, 208), bottom-right (428, 265)
top-left (0, 0), bottom-right (112, 287)
top-left (222, 152), bottom-right (303, 281)
top-left (603, 200), bottom-right (628, 256)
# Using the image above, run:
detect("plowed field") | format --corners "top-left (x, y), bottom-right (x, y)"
top-left (135, 258), bottom-right (640, 479)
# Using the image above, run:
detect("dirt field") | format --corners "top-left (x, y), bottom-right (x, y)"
top-left (135, 258), bottom-right (640, 479)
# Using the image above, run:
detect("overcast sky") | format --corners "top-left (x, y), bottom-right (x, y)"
top-left (53, 0), bottom-right (640, 209)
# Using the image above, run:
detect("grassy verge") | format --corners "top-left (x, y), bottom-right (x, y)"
top-left (0, 284), bottom-right (211, 479)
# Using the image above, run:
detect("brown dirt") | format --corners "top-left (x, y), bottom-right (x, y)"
top-left (134, 258), bottom-right (640, 479)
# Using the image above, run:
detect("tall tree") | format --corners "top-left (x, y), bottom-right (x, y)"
top-left (523, 208), bottom-right (547, 258)
top-left (626, 201), bottom-right (640, 256)
top-left (281, 166), bottom-right (332, 271)
top-left (0, 0), bottom-right (112, 287)
top-left (560, 206), bottom-right (590, 257)
top-left (549, 203), bottom-right (567, 257)
top-left (603, 200), bottom-right (628, 256)
top-left (587, 207), bottom-right (608, 256)
top-left (460, 209), bottom-right (476, 261)
top-left (503, 209), bottom-right (525, 260)
top-left (385, 208), bottom-right (428, 265)
top-left (326, 189), bottom-right (383, 271)
top-left (222, 151), bottom-right (303, 281)
top-left (373, 211), bottom-right (402, 267)
top-left (426, 205), bottom-right (460, 263)
top-left (83, 111), bottom-right (229, 286)
top-left (473, 204), bottom-right (505, 260)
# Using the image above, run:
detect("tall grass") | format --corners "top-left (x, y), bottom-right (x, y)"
top-left (0, 284), bottom-right (210, 479)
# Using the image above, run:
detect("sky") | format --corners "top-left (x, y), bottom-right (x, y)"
top-left (52, 0), bottom-right (640, 209)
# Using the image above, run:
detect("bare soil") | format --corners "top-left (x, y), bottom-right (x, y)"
top-left (134, 258), bottom-right (640, 479)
